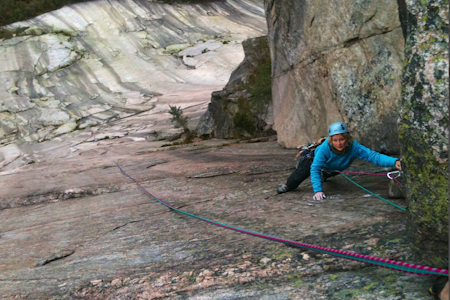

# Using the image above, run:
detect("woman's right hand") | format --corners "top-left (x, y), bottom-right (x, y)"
top-left (313, 192), bottom-right (326, 201)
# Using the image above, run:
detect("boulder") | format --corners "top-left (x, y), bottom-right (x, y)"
top-left (197, 36), bottom-right (275, 139)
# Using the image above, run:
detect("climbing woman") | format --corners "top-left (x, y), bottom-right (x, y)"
top-left (277, 122), bottom-right (402, 200)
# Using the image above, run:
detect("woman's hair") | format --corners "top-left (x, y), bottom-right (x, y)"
top-left (328, 132), bottom-right (353, 146)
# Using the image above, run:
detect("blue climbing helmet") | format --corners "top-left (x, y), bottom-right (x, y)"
top-left (328, 122), bottom-right (349, 137)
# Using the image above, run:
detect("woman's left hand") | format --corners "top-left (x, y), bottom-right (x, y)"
top-left (313, 192), bottom-right (326, 201)
top-left (395, 160), bottom-right (402, 170)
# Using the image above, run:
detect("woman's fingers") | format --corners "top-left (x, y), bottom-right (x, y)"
top-left (313, 192), bottom-right (326, 200)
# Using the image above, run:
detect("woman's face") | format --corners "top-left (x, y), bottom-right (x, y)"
top-left (331, 134), bottom-right (347, 151)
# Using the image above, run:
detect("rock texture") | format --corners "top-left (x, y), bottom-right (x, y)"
top-left (197, 36), bottom-right (274, 139)
top-left (398, 0), bottom-right (448, 267)
top-left (0, 130), bottom-right (431, 299)
top-left (265, 0), bottom-right (405, 152)
top-left (0, 0), bottom-right (267, 145)
top-left (0, 1), bottom-right (445, 299)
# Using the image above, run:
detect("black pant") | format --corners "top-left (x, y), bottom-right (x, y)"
top-left (285, 156), bottom-right (339, 191)
top-left (285, 156), bottom-right (313, 191)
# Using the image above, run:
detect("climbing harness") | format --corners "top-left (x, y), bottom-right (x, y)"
top-left (329, 170), bottom-right (406, 212)
top-left (115, 163), bottom-right (448, 277)
top-left (294, 137), bottom-right (326, 161)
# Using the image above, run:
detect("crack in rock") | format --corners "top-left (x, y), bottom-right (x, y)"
top-left (357, 8), bottom-right (378, 36)
top-left (35, 249), bottom-right (75, 267)
top-left (187, 166), bottom-right (293, 178)
top-left (102, 198), bottom-right (217, 239)
top-left (273, 25), bottom-right (402, 78)
top-left (344, 26), bottom-right (400, 48)
top-left (111, 219), bottom-right (146, 231)
top-left (187, 171), bottom-right (238, 178)
top-left (0, 184), bottom-right (123, 210)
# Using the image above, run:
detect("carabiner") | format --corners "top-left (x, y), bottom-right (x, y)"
top-left (387, 170), bottom-right (401, 179)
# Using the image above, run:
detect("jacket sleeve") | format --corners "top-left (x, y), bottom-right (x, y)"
top-left (310, 144), bottom-right (328, 193)
top-left (355, 142), bottom-right (398, 167)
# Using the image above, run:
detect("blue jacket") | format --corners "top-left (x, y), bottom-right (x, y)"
top-left (310, 138), bottom-right (398, 193)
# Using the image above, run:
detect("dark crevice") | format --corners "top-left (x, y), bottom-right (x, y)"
top-left (36, 249), bottom-right (75, 266)
top-left (310, 15), bottom-right (315, 27)
top-left (344, 37), bottom-right (360, 48)
top-left (145, 160), bottom-right (169, 168)
top-left (174, 198), bottom-right (215, 210)
top-left (357, 9), bottom-right (378, 37)
top-left (187, 171), bottom-right (238, 178)
top-left (396, 0), bottom-right (408, 40)
top-left (112, 219), bottom-right (146, 231)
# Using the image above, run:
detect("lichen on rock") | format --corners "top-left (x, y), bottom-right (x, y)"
top-left (399, 0), bottom-right (449, 267)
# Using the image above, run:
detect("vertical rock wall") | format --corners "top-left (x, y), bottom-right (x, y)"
top-left (265, 0), bottom-right (404, 152)
top-left (399, 0), bottom-right (448, 267)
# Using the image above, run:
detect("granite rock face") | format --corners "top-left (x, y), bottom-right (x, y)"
top-left (197, 36), bottom-right (274, 139)
top-left (398, 0), bottom-right (448, 267)
top-left (0, 0), bottom-right (267, 145)
top-left (265, 0), bottom-right (404, 152)
top-left (0, 133), bottom-right (428, 299)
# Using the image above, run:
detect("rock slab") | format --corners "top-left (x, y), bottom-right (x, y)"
top-left (0, 0), bottom-right (267, 144)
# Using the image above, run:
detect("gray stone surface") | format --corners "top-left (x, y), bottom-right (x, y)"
top-left (265, 0), bottom-right (404, 152)
top-left (0, 131), bottom-right (431, 299)
top-left (0, 0), bottom-right (267, 145)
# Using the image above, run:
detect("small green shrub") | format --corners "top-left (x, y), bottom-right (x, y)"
top-left (248, 58), bottom-right (272, 111)
top-left (168, 105), bottom-right (200, 143)
top-left (168, 105), bottom-right (189, 130)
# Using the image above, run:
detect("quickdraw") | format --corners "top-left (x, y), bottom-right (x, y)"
top-left (115, 163), bottom-right (448, 277)
top-left (387, 170), bottom-right (402, 179)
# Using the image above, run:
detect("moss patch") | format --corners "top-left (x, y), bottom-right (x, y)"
top-left (233, 110), bottom-right (256, 137)
top-left (247, 58), bottom-right (272, 111)
top-left (232, 45), bottom-right (272, 138)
